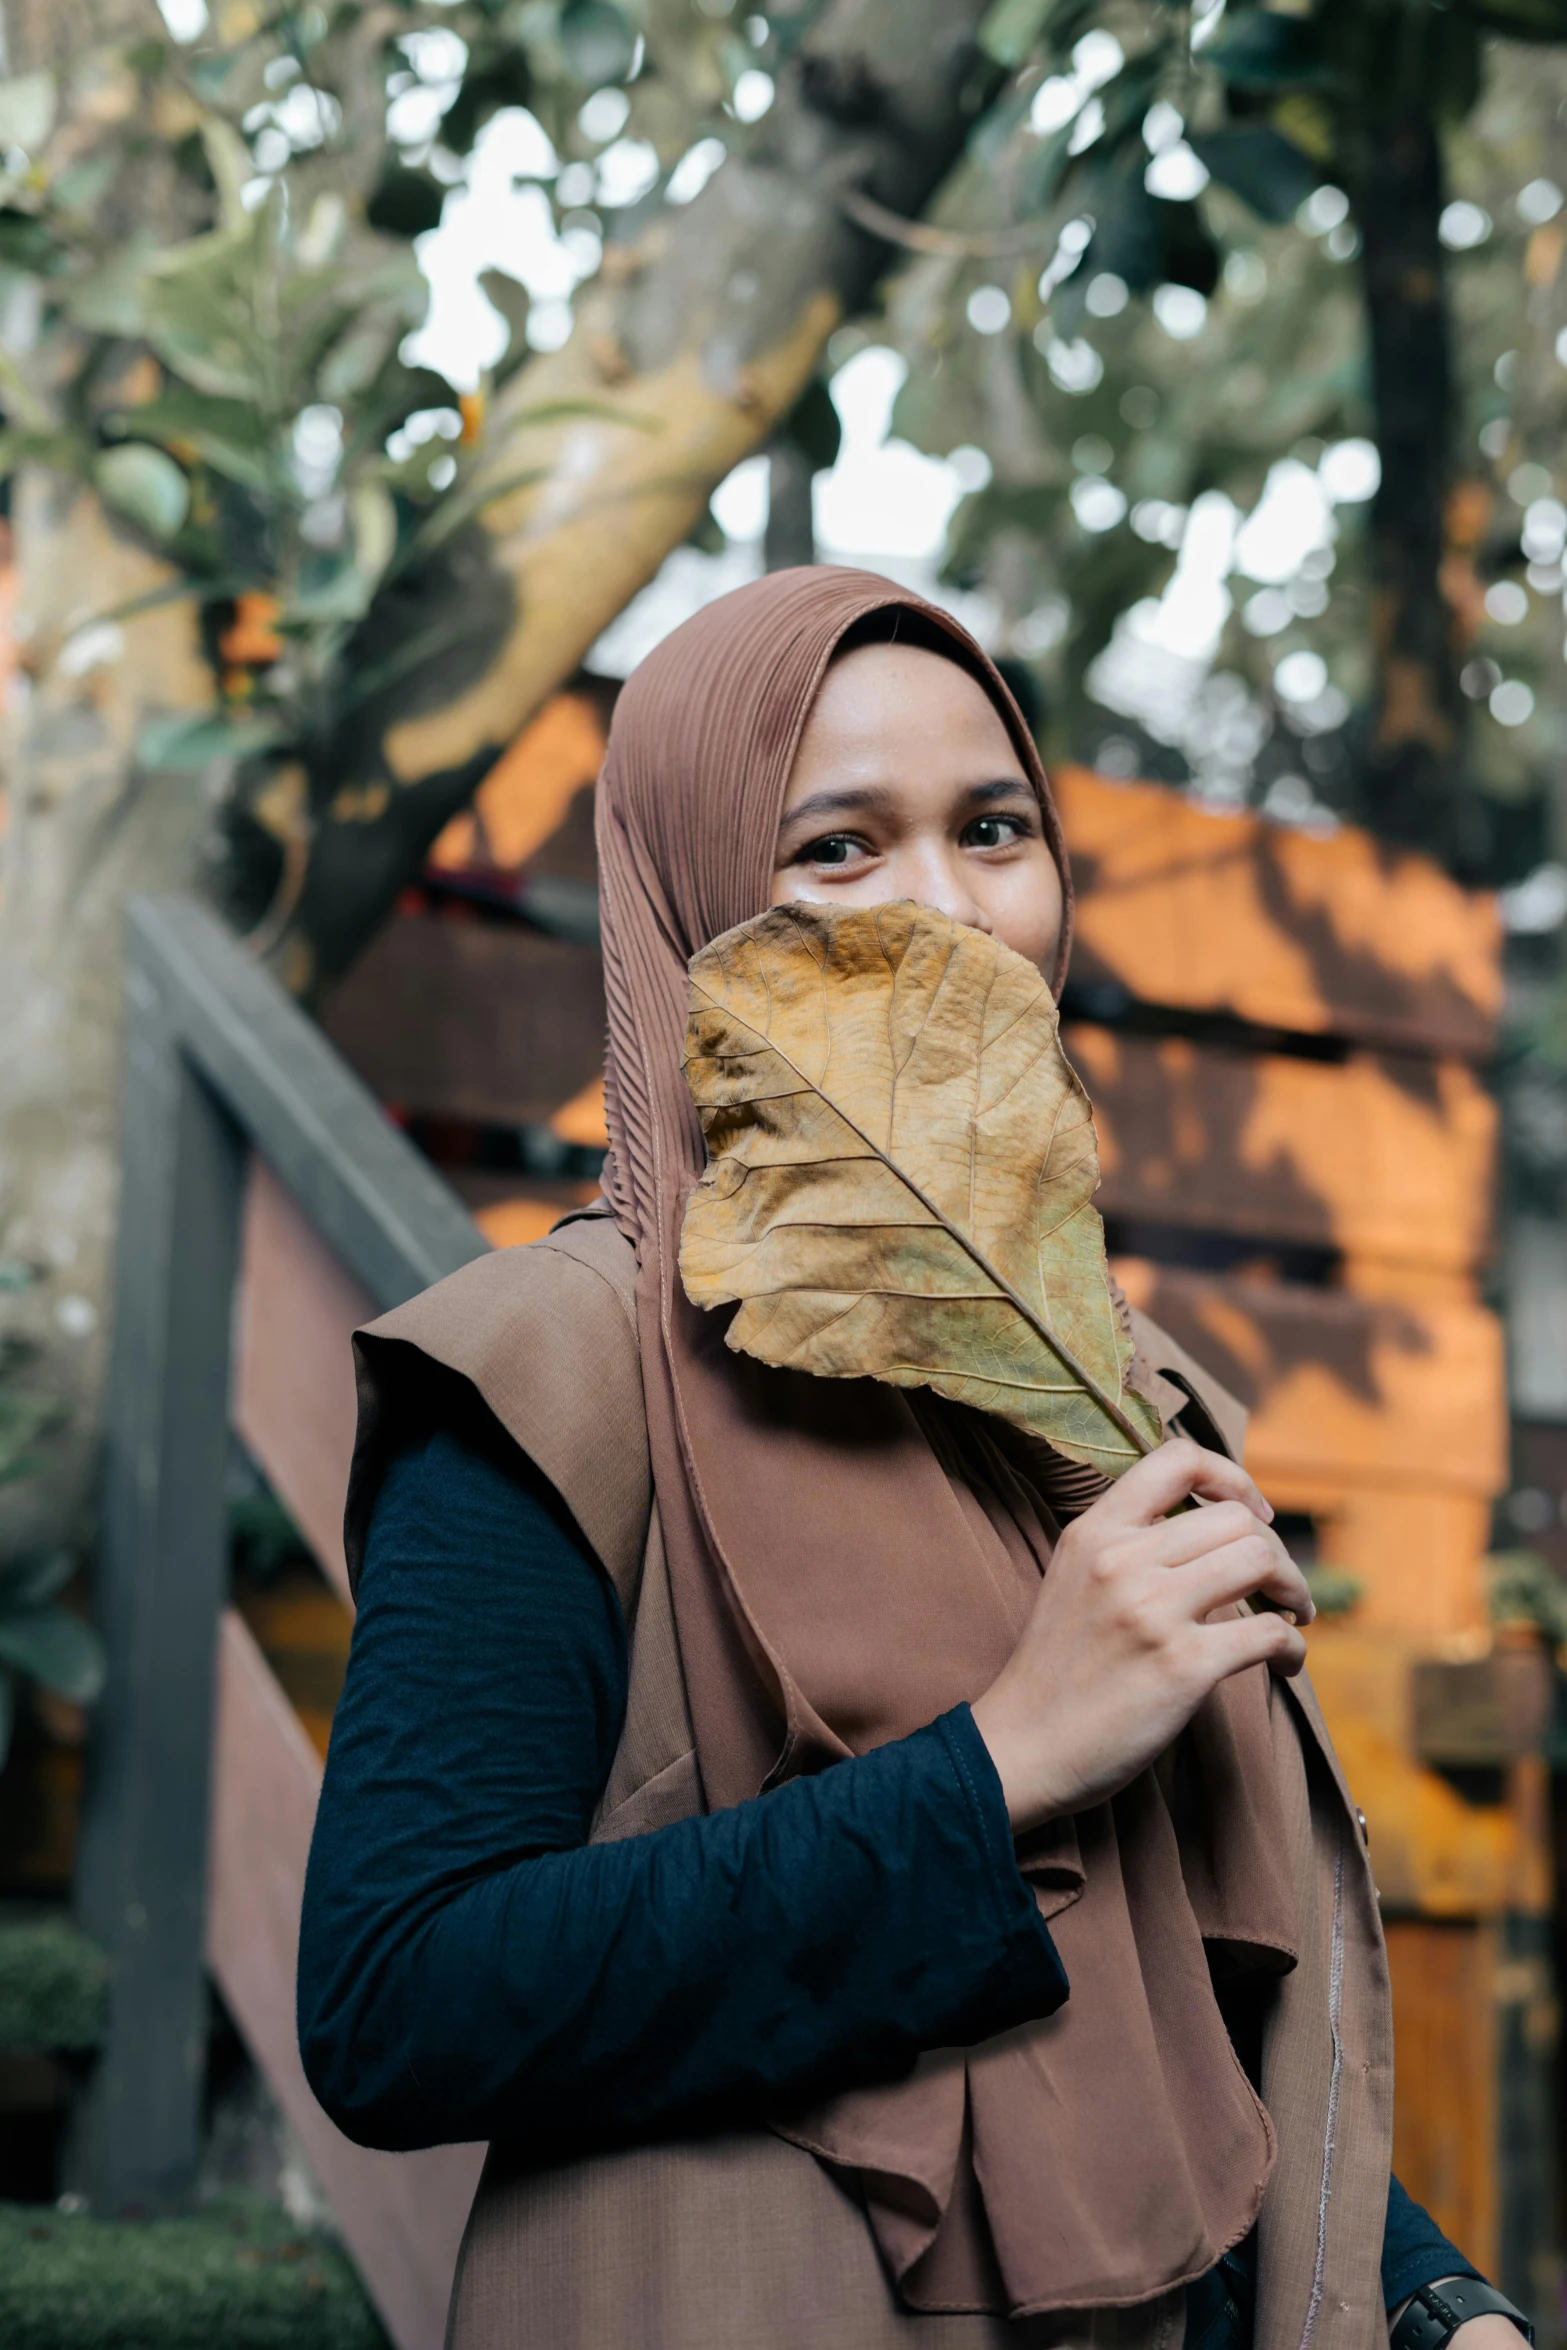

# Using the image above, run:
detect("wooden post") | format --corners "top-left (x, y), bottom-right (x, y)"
top-left (71, 934), bottom-right (245, 2209)
top-left (71, 897), bottom-right (486, 2215)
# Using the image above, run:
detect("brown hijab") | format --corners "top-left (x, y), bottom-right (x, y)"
top-left (594, 567), bottom-right (1297, 2318)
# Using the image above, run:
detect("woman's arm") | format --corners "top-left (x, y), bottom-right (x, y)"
top-left (1383, 2174), bottom-right (1526, 2350)
top-left (1383, 2175), bottom-right (1480, 2309)
top-left (296, 1388), bottom-right (1065, 2154)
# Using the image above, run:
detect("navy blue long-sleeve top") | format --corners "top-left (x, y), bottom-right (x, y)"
top-left (296, 1375), bottom-right (1475, 2318)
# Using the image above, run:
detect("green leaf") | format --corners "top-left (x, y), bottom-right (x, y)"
top-left (124, 36), bottom-right (170, 79)
top-left (442, 50), bottom-right (538, 155)
top-left (1097, 54), bottom-right (1166, 149)
top-left (558, 0), bottom-right (637, 84)
top-left (105, 390), bottom-right (274, 494)
top-left (200, 114), bottom-right (255, 232)
top-left (1159, 198), bottom-right (1221, 297)
top-left (62, 258), bottom-right (149, 338)
top-left (1189, 126), bottom-right (1319, 225)
top-left (0, 1392), bottom-right (60, 1484)
top-left (190, 51), bottom-right (241, 100)
top-left (0, 210), bottom-right (59, 272)
top-left (1202, 10), bottom-right (1330, 90)
top-left (51, 150), bottom-right (119, 219)
top-left (230, 1490), bottom-right (306, 1579)
top-left (276, 252), bottom-right (428, 405)
top-left (0, 71), bottom-right (57, 155)
top-left (0, 1549), bottom-right (75, 1611)
top-left (1017, 119), bottom-right (1078, 215)
top-left (140, 218), bottom-right (275, 403)
top-left (350, 482), bottom-right (397, 587)
top-left (94, 443), bottom-right (191, 540)
top-left (1063, 169), bottom-right (1164, 304)
top-left (0, 1262), bottom-right (33, 1293)
top-left (0, 1607), bottom-right (105, 1704)
top-left (287, 555), bottom-right (375, 625)
top-left (0, 338), bottom-right (54, 433)
top-left (969, 76), bottom-right (1041, 168)
top-left (137, 710), bottom-right (285, 772)
top-left (318, 315), bottom-right (405, 407)
top-left (0, 1671), bottom-right (12, 1774)
top-left (978, 0), bottom-right (1054, 67)
top-left (366, 164), bottom-right (447, 240)
top-left (1475, 0), bottom-right (1567, 37)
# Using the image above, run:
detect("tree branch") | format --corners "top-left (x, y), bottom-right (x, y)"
top-left (258, 0), bottom-right (1003, 996)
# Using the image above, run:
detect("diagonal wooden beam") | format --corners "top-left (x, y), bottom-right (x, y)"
top-left (209, 1607), bottom-right (484, 2350)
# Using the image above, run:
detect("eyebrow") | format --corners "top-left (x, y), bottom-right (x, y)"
top-left (778, 777), bottom-right (1036, 830)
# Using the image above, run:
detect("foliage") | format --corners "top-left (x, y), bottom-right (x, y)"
top-left (868, 2), bottom-right (1567, 857)
top-left (5, 0), bottom-right (1567, 872)
top-left (0, 1546), bottom-right (105, 1772)
top-left (0, 1917), bottom-right (108, 2054)
top-left (887, 196), bottom-right (1370, 792)
top-left (1303, 1564), bottom-right (1364, 1618)
top-left (0, 2195), bottom-right (385, 2350)
top-left (1488, 1545), bottom-right (1567, 1648)
top-left (229, 1486), bottom-right (311, 1583)
top-left (0, 1267), bottom-right (105, 1768)
top-left (0, 0), bottom-right (788, 899)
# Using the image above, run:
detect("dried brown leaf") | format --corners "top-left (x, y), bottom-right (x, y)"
top-left (680, 901), bottom-right (1162, 1473)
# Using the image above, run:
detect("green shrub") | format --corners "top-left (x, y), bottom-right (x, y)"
top-left (0, 2197), bottom-right (386, 2350)
top-left (1303, 1564), bottom-right (1364, 1618)
top-left (0, 1919), bottom-right (108, 2053)
top-left (0, 1266), bottom-right (104, 1769)
top-left (1489, 1548), bottom-right (1567, 1648)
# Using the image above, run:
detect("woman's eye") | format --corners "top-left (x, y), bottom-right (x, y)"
top-left (963, 815), bottom-right (1026, 850)
top-left (800, 832), bottom-right (864, 867)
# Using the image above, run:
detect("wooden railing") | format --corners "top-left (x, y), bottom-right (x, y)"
top-left (76, 897), bottom-right (492, 2350)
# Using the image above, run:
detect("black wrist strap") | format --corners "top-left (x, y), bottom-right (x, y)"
top-left (1390, 2279), bottom-right (1534, 2350)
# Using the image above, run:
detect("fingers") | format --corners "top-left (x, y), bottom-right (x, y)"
top-left (1096, 1438), bottom-right (1272, 1532)
top-left (1137, 1499), bottom-right (1276, 1573)
top-left (1180, 1532), bottom-right (1315, 1626)
top-left (1191, 1609), bottom-right (1308, 1686)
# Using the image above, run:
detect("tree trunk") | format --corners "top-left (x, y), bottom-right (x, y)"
top-left (2, 0), bottom-right (999, 1556)
top-left (256, 0), bottom-right (1000, 996)
top-left (0, 477), bottom-right (212, 1562)
top-left (1352, 106), bottom-right (1465, 852)
top-left (0, 0), bottom-right (217, 1563)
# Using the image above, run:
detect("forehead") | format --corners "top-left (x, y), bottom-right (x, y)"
top-left (799, 642), bottom-right (1027, 762)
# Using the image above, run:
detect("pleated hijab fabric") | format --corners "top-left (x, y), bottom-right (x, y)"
top-left (593, 567), bottom-right (1298, 2317)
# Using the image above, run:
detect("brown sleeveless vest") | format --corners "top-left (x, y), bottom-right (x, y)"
top-left (345, 1216), bottom-right (1394, 2350)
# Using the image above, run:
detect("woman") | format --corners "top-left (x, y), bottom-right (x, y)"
top-left (299, 568), bottom-right (1527, 2350)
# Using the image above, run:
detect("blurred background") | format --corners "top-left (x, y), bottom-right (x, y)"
top-left (3, 0), bottom-right (1567, 2344)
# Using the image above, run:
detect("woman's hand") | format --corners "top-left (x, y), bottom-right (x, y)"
top-left (970, 1440), bottom-right (1313, 1835)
